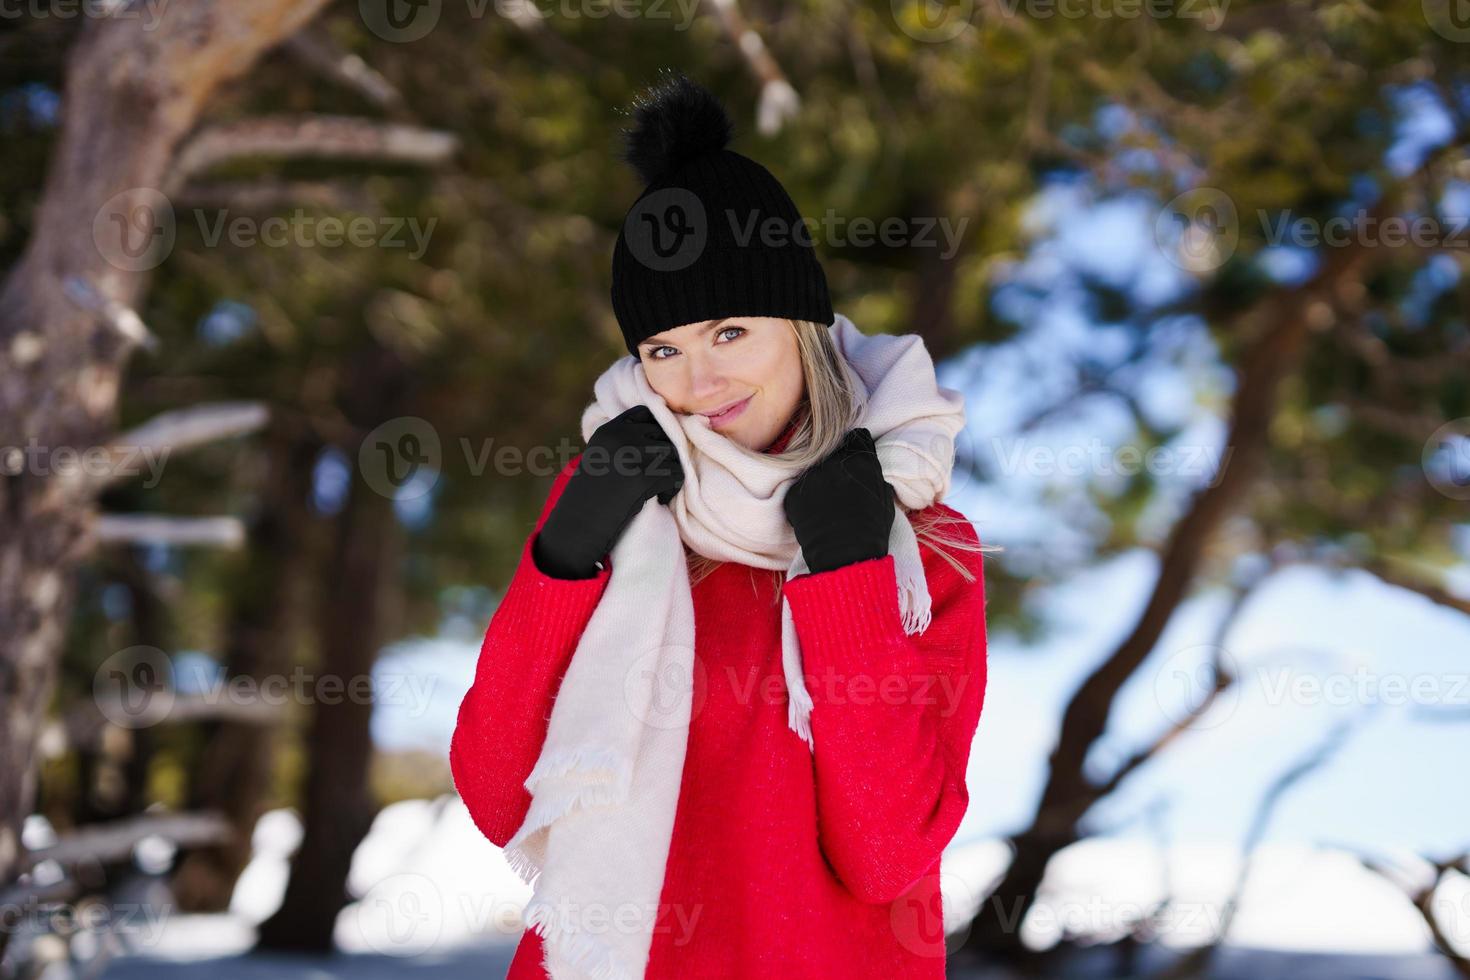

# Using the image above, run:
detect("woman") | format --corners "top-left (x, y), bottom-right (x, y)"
top-left (450, 73), bottom-right (991, 980)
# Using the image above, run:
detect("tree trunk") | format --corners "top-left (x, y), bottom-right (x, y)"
top-left (255, 347), bottom-right (411, 952)
top-left (0, 0), bottom-right (330, 907)
top-left (960, 200), bottom-right (1392, 959)
top-left (172, 423), bottom-right (324, 912)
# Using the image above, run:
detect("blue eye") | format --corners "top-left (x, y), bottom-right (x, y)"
top-left (645, 326), bottom-right (744, 361)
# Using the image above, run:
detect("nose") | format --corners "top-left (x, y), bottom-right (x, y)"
top-left (687, 353), bottom-right (727, 404)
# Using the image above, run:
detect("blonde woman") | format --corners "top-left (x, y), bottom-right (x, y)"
top-left (451, 73), bottom-right (992, 980)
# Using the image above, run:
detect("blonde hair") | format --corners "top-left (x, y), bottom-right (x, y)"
top-left (683, 318), bottom-right (1001, 595)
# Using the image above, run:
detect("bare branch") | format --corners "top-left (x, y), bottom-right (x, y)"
top-left (170, 115), bottom-right (459, 188)
top-left (21, 811), bottom-right (233, 873)
top-left (1150, 715), bottom-right (1366, 980)
top-left (1358, 558), bottom-right (1470, 618)
top-left (175, 179), bottom-right (377, 212)
top-left (1091, 562), bottom-right (1272, 800)
top-left (706, 0), bottom-right (800, 136)
top-left (87, 401), bottom-right (268, 492)
top-left (42, 694), bottom-right (281, 759)
top-left (1359, 850), bottom-right (1470, 979)
top-left (282, 27), bottom-right (404, 113)
top-left (93, 515), bottom-right (247, 549)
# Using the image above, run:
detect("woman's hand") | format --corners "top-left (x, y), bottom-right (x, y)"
top-left (533, 405), bottom-right (685, 579)
top-left (782, 427), bottom-right (896, 575)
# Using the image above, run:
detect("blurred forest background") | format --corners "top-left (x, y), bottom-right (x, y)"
top-left (2, 0), bottom-right (1469, 977)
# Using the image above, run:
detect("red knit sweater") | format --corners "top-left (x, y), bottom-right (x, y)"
top-left (450, 426), bottom-right (989, 978)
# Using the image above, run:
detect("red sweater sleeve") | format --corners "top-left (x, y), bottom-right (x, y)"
top-left (780, 503), bottom-right (988, 904)
top-left (449, 452), bottom-right (612, 848)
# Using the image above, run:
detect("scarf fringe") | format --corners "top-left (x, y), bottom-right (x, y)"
top-left (502, 839), bottom-right (545, 887)
top-left (503, 745), bottom-right (637, 889)
top-left (523, 895), bottom-right (636, 980)
top-left (786, 681), bottom-right (815, 752)
top-left (898, 571), bottom-right (932, 636)
top-left (525, 744), bottom-right (632, 793)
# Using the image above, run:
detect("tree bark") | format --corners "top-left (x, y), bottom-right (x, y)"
top-left (255, 346), bottom-right (411, 952)
top-left (171, 423), bottom-right (324, 912)
top-left (0, 0), bottom-right (330, 900)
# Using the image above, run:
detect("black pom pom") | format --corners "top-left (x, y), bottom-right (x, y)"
top-left (620, 71), bottom-right (735, 185)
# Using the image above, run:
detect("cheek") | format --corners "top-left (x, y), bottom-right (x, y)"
top-left (770, 348), bottom-right (803, 403)
top-left (644, 366), bottom-right (684, 403)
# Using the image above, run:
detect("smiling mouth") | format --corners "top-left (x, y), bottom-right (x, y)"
top-left (701, 394), bottom-right (753, 424)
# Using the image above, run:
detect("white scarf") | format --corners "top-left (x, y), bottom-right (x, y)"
top-left (502, 313), bottom-right (966, 979)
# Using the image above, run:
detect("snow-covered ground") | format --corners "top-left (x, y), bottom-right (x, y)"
top-left (92, 796), bottom-right (1466, 979)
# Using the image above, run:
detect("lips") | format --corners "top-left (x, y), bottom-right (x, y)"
top-left (702, 396), bottom-right (749, 418)
top-left (701, 394), bottom-right (752, 427)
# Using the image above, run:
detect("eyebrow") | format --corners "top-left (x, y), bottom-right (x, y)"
top-left (640, 319), bottom-right (729, 350)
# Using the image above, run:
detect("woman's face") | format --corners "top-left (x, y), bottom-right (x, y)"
top-left (637, 316), bottom-right (804, 452)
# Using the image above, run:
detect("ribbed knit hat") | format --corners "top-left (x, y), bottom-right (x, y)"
top-left (610, 72), bottom-right (833, 357)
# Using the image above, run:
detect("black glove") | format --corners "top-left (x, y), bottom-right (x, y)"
top-left (533, 405), bottom-right (685, 579)
top-left (782, 427), bottom-right (896, 575)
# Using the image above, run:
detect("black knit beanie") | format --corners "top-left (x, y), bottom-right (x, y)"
top-left (610, 72), bottom-right (833, 358)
